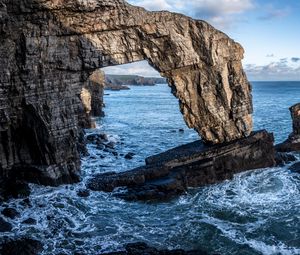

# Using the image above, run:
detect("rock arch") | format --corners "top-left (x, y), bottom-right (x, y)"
top-left (0, 0), bottom-right (252, 185)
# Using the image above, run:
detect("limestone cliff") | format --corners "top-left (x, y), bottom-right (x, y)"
top-left (0, 0), bottom-right (252, 185)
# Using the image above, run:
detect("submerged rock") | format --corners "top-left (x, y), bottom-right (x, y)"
top-left (0, 238), bottom-right (43, 255)
top-left (88, 130), bottom-right (275, 200)
top-left (275, 152), bottom-right (297, 167)
top-left (100, 242), bottom-right (207, 255)
top-left (1, 208), bottom-right (20, 219)
top-left (0, 217), bottom-right (12, 232)
top-left (288, 162), bottom-right (300, 173)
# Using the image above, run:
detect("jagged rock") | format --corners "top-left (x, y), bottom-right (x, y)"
top-left (88, 130), bottom-right (275, 200)
top-left (79, 70), bottom-right (105, 129)
top-left (0, 0), bottom-right (252, 186)
top-left (288, 162), bottom-right (300, 173)
top-left (275, 152), bottom-right (297, 167)
top-left (0, 238), bottom-right (43, 255)
top-left (100, 242), bottom-right (207, 255)
top-left (276, 103), bottom-right (300, 152)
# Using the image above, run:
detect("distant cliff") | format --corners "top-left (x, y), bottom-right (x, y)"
top-left (105, 75), bottom-right (166, 86)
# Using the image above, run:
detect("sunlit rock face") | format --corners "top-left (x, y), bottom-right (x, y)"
top-left (79, 70), bottom-right (105, 129)
top-left (0, 0), bottom-right (252, 185)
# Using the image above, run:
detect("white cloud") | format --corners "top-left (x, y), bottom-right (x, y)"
top-left (245, 59), bottom-right (300, 81)
top-left (128, 0), bottom-right (254, 29)
top-left (101, 61), bottom-right (161, 77)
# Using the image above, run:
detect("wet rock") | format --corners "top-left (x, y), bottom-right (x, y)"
top-left (0, 238), bottom-right (43, 255)
top-left (0, 217), bottom-right (12, 232)
top-left (1, 208), bottom-right (20, 219)
top-left (0, 179), bottom-right (30, 201)
top-left (89, 130), bottom-right (275, 201)
top-left (100, 242), bottom-right (207, 255)
top-left (1, 0), bottom-right (252, 189)
top-left (22, 218), bottom-right (37, 225)
top-left (275, 152), bottom-right (297, 166)
top-left (105, 142), bottom-right (115, 149)
top-left (97, 144), bottom-right (106, 150)
top-left (124, 152), bottom-right (135, 160)
top-left (288, 162), bottom-right (300, 173)
top-left (77, 189), bottom-right (90, 197)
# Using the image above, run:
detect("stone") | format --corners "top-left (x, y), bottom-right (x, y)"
top-left (0, 0), bottom-right (252, 186)
top-left (0, 238), bottom-right (43, 255)
top-left (77, 188), bottom-right (90, 197)
top-left (124, 152), bottom-right (135, 160)
top-left (100, 242), bottom-right (207, 255)
top-left (275, 152), bottom-right (297, 167)
top-left (0, 217), bottom-right (12, 232)
top-left (276, 103), bottom-right (300, 152)
top-left (88, 130), bottom-right (275, 200)
top-left (288, 162), bottom-right (300, 173)
top-left (1, 208), bottom-right (20, 219)
top-left (22, 218), bottom-right (37, 225)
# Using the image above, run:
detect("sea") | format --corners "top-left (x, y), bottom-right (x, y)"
top-left (1, 81), bottom-right (300, 255)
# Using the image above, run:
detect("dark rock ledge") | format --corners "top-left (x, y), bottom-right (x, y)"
top-left (88, 130), bottom-right (275, 201)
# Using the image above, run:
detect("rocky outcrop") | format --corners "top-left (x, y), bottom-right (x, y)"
top-left (0, 0), bottom-right (252, 186)
top-left (276, 103), bottom-right (300, 152)
top-left (105, 75), bottom-right (166, 86)
top-left (79, 70), bottom-right (105, 129)
top-left (88, 130), bottom-right (275, 201)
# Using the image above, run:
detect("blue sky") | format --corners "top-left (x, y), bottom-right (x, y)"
top-left (103, 0), bottom-right (300, 81)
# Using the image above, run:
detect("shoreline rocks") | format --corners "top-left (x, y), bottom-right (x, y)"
top-left (88, 130), bottom-right (275, 201)
top-left (276, 103), bottom-right (300, 152)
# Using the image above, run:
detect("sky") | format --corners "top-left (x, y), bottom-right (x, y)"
top-left (102, 0), bottom-right (300, 81)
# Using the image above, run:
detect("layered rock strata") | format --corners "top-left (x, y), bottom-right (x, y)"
top-left (0, 0), bottom-right (252, 185)
top-left (79, 70), bottom-right (105, 129)
top-left (276, 103), bottom-right (300, 152)
top-left (88, 130), bottom-right (275, 201)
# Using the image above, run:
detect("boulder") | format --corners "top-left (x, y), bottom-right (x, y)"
top-left (88, 130), bottom-right (275, 200)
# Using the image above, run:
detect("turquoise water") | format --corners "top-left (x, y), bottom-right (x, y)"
top-left (0, 82), bottom-right (299, 255)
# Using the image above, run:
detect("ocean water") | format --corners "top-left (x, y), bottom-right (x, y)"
top-left (1, 82), bottom-right (300, 255)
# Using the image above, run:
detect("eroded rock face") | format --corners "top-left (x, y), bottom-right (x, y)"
top-left (0, 0), bottom-right (252, 185)
top-left (79, 70), bottom-right (105, 129)
top-left (276, 103), bottom-right (300, 152)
